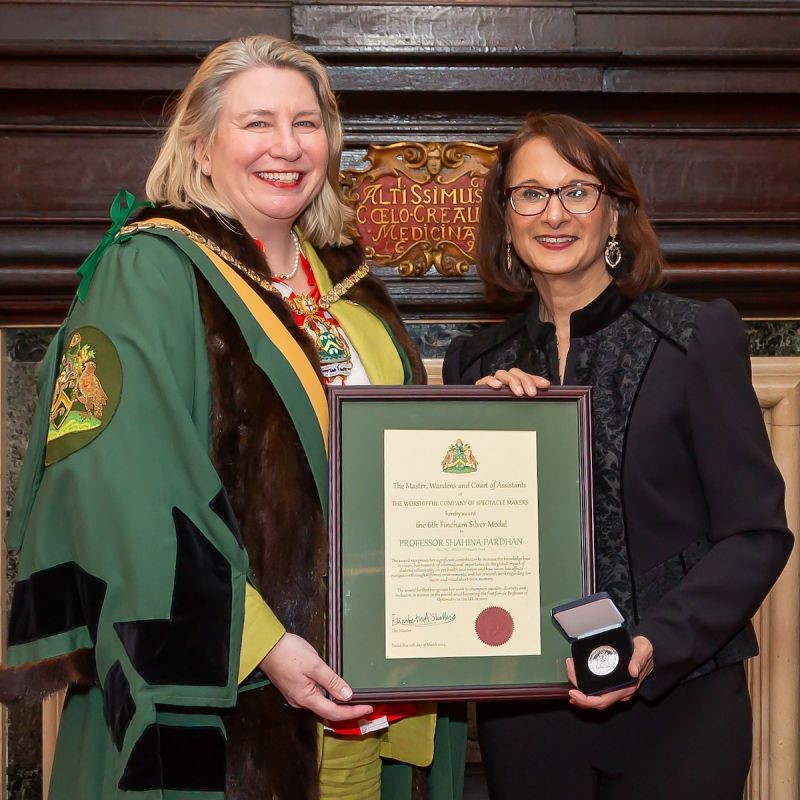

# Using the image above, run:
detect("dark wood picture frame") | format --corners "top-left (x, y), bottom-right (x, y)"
top-left (327, 385), bottom-right (595, 701)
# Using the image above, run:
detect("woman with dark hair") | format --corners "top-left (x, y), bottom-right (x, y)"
top-left (443, 113), bottom-right (792, 799)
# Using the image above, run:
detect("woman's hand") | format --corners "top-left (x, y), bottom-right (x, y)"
top-left (477, 368), bottom-right (551, 397)
top-left (259, 632), bottom-right (374, 722)
top-left (565, 635), bottom-right (654, 711)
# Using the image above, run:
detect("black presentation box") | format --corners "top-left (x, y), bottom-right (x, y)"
top-left (552, 593), bottom-right (636, 696)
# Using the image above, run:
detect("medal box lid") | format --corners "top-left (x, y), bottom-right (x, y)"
top-left (551, 592), bottom-right (624, 642)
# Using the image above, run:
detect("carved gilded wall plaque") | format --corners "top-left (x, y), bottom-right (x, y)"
top-left (340, 142), bottom-right (499, 277)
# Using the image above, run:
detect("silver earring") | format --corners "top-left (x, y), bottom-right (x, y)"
top-left (506, 241), bottom-right (513, 273)
top-left (604, 235), bottom-right (622, 271)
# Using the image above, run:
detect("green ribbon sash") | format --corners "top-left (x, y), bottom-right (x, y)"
top-left (76, 189), bottom-right (153, 302)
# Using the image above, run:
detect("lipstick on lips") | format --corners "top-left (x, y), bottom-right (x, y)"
top-left (535, 235), bottom-right (578, 251)
top-left (255, 170), bottom-right (303, 188)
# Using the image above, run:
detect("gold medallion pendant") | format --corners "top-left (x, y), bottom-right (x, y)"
top-left (289, 294), bottom-right (353, 381)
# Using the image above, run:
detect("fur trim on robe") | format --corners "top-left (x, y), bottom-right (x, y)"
top-left (176, 208), bottom-right (424, 799)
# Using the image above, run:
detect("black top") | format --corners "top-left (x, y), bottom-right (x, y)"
top-left (444, 285), bottom-right (792, 700)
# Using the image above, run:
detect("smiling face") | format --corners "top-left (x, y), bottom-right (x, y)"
top-left (505, 136), bottom-right (618, 288)
top-left (197, 65), bottom-right (329, 241)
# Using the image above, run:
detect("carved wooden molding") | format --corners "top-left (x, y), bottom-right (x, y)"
top-left (2, 255), bottom-right (799, 324)
top-left (341, 141), bottom-right (497, 277)
top-left (1, 1), bottom-right (799, 318)
top-left (297, 1), bottom-right (800, 56)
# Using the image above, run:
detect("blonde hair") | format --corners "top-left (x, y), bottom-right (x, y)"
top-left (145, 35), bottom-right (354, 246)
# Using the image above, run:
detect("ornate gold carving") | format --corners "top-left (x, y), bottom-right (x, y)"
top-left (340, 142), bottom-right (498, 277)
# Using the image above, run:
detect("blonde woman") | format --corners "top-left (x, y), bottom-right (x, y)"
top-left (4, 35), bottom-right (464, 800)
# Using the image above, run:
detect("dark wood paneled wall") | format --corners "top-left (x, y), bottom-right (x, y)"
top-left (1, 0), bottom-right (799, 322)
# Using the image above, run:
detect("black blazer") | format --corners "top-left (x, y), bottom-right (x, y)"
top-left (444, 284), bottom-right (793, 700)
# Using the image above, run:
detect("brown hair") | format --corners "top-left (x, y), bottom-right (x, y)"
top-left (477, 113), bottom-right (664, 301)
top-left (146, 35), bottom-right (354, 247)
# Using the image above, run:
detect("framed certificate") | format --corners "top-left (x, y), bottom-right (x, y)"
top-left (327, 386), bottom-right (594, 701)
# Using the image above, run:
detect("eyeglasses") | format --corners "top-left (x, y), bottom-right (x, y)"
top-left (505, 182), bottom-right (606, 216)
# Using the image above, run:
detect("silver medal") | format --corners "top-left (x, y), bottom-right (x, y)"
top-left (587, 645), bottom-right (619, 676)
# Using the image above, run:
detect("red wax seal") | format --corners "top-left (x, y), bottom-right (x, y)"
top-left (475, 607), bottom-right (514, 646)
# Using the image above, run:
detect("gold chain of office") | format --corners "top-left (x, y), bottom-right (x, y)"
top-left (117, 220), bottom-right (370, 310)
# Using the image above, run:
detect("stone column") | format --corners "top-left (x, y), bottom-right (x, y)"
top-left (748, 358), bottom-right (800, 800)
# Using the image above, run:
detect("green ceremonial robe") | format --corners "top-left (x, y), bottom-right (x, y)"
top-left (6, 224), bottom-right (333, 798)
top-left (6, 221), bottom-right (466, 799)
